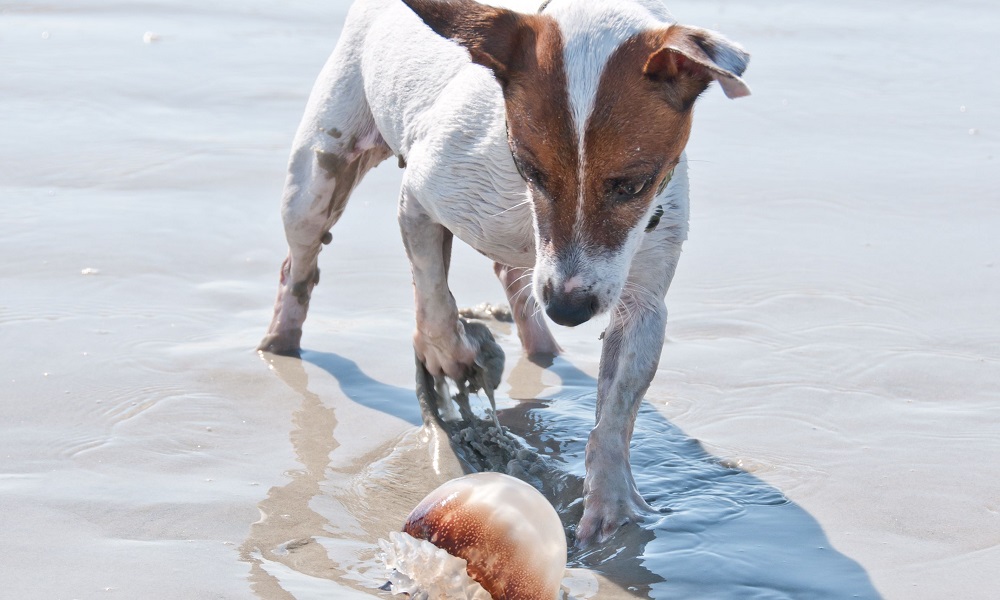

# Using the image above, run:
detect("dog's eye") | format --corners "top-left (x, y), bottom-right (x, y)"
top-left (608, 176), bottom-right (653, 202)
top-left (514, 157), bottom-right (546, 189)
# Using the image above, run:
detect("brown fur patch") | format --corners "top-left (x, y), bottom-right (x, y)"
top-left (402, 0), bottom-right (535, 86)
top-left (643, 27), bottom-right (722, 111)
top-left (577, 29), bottom-right (700, 251)
top-left (499, 17), bottom-right (579, 254)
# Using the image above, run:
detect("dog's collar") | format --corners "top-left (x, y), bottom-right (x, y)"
top-left (645, 206), bottom-right (664, 233)
top-left (645, 169), bottom-right (675, 233)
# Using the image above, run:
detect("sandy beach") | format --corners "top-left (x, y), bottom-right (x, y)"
top-left (2, 0), bottom-right (998, 598)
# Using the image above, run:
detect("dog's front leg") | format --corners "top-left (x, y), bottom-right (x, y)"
top-left (399, 190), bottom-right (496, 392)
top-left (576, 274), bottom-right (672, 546)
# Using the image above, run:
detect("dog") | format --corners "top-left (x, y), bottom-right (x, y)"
top-left (259, 0), bottom-right (750, 547)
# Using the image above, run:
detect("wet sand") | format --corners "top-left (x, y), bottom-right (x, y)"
top-left (2, 0), bottom-right (998, 598)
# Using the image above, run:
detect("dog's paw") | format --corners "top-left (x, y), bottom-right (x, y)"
top-left (414, 318), bottom-right (498, 384)
top-left (575, 472), bottom-right (653, 548)
top-left (257, 329), bottom-right (303, 357)
top-left (575, 497), bottom-right (642, 548)
top-left (413, 319), bottom-right (504, 427)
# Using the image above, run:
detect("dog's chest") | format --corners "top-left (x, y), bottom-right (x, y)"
top-left (431, 186), bottom-right (536, 268)
top-left (389, 78), bottom-right (538, 267)
top-left (414, 155), bottom-right (535, 267)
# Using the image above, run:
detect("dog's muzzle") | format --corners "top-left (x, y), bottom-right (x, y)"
top-left (542, 282), bottom-right (599, 327)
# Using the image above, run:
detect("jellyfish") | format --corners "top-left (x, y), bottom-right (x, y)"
top-left (380, 472), bottom-right (567, 599)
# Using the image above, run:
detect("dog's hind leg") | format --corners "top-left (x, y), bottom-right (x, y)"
top-left (494, 263), bottom-right (560, 357)
top-left (259, 30), bottom-right (392, 355)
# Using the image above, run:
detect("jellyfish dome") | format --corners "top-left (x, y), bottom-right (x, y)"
top-left (380, 472), bottom-right (567, 600)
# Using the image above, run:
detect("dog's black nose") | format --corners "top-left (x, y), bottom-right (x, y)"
top-left (545, 291), bottom-right (599, 327)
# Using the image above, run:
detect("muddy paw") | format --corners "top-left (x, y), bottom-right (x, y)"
top-left (413, 318), bottom-right (503, 394)
top-left (257, 329), bottom-right (303, 357)
top-left (413, 319), bottom-right (505, 428)
top-left (575, 482), bottom-right (653, 548)
top-left (413, 320), bottom-right (476, 383)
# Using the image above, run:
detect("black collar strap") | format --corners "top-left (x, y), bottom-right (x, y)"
top-left (645, 206), bottom-right (664, 233)
top-left (645, 168), bottom-right (675, 233)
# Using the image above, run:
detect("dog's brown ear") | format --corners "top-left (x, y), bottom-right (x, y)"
top-left (400, 0), bottom-right (535, 87)
top-left (644, 25), bottom-right (750, 110)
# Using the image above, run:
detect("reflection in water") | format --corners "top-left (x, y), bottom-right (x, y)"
top-left (240, 352), bottom-right (467, 599)
top-left (239, 355), bottom-right (339, 599)
top-left (245, 348), bottom-right (881, 599)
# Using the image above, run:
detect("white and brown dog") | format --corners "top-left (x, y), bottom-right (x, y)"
top-left (259, 0), bottom-right (749, 546)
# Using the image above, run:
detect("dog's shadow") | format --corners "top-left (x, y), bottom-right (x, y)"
top-left (303, 350), bottom-right (882, 599)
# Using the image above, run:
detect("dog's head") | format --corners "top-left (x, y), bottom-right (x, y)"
top-left (402, 0), bottom-right (750, 326)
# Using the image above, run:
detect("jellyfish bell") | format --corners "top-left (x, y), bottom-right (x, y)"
top-left (380, 472), bottom-right (567, 600)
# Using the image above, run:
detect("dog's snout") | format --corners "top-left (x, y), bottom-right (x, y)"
top-left (541, 280), bottom-right (553, 305)
top-left (545, 289), bottom-right (599, 327)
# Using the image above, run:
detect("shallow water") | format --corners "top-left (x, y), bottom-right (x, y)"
top-left (3, 0), bottom-right (999, 598)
